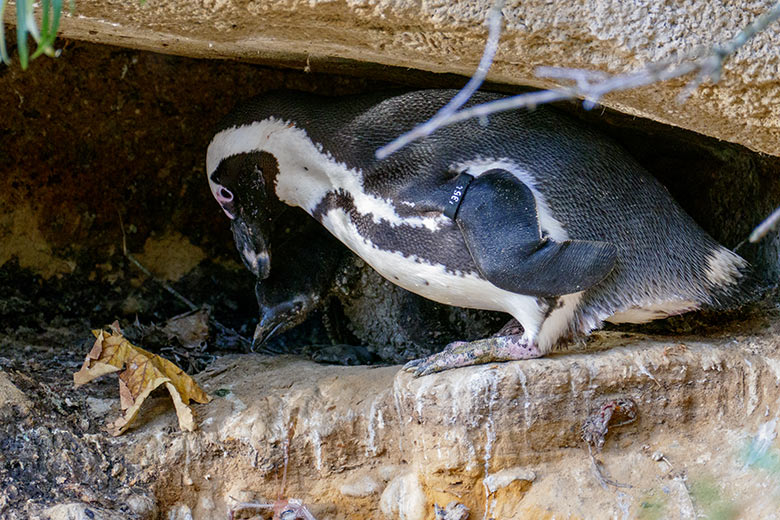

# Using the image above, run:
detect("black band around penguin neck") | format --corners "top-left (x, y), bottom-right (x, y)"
top-left (443, 172), bottom-right (476, 220)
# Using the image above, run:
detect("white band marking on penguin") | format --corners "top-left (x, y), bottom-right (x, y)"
top-left (605, 300), bottom-right (699, 324)
top-left (535, 291), bottom-right (585, 348)
top-left (207, 119), bottom-right (445, 232)
top-left (705, 248), bottom-right (747, 287)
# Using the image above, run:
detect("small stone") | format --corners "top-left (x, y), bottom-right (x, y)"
top-left (696, 452), bottom-right (712, 464)
top-left (380, 473), bottom-right (427, 520)
top-left (0, 371), bottom-right (32, 415)
top-left (377, 464), bottom-right (404, 482)
top-left (483, 467), bottom-right (536, 494)
top-left (86, 397), bottom-right (114, 416)
top-left (126, 495), bottom-right (157, 517)
top-left (167, 504), bottom-right (193, 520)
top-left (340, 475), bottom-right (382, 497)
top-left (434, 501), bottom-right (470, 520)
top-left (42, 503), bottom-right (126, 520)
top-left (198, 496), bottom-right (215, 511)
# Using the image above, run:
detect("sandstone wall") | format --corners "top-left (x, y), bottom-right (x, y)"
top-left (7, 0), bottom-right (780, 156)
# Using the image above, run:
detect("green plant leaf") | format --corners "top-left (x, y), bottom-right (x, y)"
top-left (0, 0), bottom-right (9, 64)
top-left (3, 0), bottom-right (65, 67)
top-left (16, 0), bottom-right (30, 69)
top-left (30, 0), bottom-right (51, 59)
top-left (52, 0), bottom-right (64, 45)
top-left (30, 0), bottom-right (62, 59)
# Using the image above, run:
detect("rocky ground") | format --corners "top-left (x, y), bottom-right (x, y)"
top-left (3, 299), bottom-right (780, 519)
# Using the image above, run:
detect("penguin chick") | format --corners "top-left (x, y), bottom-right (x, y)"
top-left (207, 89), bottom-right (751, 376)
top-left (251, 209), bottom-right (347, 348)
top-left (253, 210), bottom-right (505, 364)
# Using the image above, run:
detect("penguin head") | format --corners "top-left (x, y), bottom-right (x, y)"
top-left (207, 150), bottom-right (281, 279)
top-left (252, 220), bottom-right (349, 346)
top-left (253, 283), bottom-right (320, 346)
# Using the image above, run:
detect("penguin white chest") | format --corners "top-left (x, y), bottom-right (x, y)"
top-left (320, 205), bottom-right (581, 352)
top-left (319, 207), bottom-right (524, 311)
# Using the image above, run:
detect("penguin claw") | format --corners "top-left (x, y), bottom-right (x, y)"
top-left (403, 340), bottom-right (468, 374)
top-left (405, 336), bottom-right (543, 377)
top-left (402, 358), bottom-right (424, 371)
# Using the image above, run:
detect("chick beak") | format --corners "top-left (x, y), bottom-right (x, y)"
top-left (252, 300), bottom-right (304, 348)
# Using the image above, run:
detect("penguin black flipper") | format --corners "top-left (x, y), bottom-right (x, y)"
top-left (455, 169), bottom-right (618, 297)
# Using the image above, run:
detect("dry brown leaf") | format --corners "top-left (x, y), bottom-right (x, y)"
top-left (162, 309), bottom-right (210, 349)
top-left (74, 321), bottom-right (211, 435)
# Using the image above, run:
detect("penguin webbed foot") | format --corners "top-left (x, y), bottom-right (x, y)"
top-left (403, 335), bottom-right (542, 377)
top-left (493, 318), bottom-right (523, 337)
top-left (303, 344), bottom-right (381, 366)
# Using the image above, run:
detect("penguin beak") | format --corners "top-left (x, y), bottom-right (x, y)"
top-left (231, 218), bottom-right (271, 279)
top-left (242, 246), bottom-right (271, 280)
top-left (252, 300), bottom-right (306, 347)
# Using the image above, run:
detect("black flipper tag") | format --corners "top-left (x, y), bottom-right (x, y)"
top-left (455, 169), bottom-right (618, 297)
top-left (443, 172), bottom-right (475, 220)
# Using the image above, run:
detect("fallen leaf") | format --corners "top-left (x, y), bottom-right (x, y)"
top-left (74, 321), bottom-right (211, 435)
top-left (162, 309), bottom-right (210, 349)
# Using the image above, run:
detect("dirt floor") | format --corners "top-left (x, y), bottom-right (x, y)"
top-left (0, 40), bottom-right (385, 519)
top-left (1, 41), bottom-right (779, 519)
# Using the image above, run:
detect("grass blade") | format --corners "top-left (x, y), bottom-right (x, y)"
top-left (30, 0), bottom-right (51, 59)
top-left (16, 0), bottom-right (29, 69)
top-left (50, 0), bottom-right (63, 51)
top-left (24, 0), bottom-right (41, 42)
top-left (0, 0), bottom-right (9, 65)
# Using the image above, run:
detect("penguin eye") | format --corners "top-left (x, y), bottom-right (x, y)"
top-left (219, 187), bottom-right (234, 202)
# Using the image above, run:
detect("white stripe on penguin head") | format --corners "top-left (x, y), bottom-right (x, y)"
top-left (207, 118), bottom-right (445, 231)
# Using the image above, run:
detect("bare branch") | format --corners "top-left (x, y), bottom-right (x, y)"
top-left (376, 1), bottom-right (780, 158)
top-left (375, 0), bottom-right (505, 160)
top-left (750, 206), bottom-right (780, 243)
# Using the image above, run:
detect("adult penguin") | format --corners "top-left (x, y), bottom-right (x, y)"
top-left (207, 89), bottom-right (751, 376)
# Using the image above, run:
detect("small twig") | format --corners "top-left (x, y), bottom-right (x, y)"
top-left (375, 0), bottom-right (505, 159)
top-left (118, 211), bottom-right (128, 259)
top-left (581, 398), bottom-right (637, 489)
top-left (588, 444), bottom-right (633, 490)
top-left (749, 206), bottom-right (780, 243)
top-left (651, 450), bottom-right (674, 470)
top-left (227, 431), bottom-right (318, 520)
top-left (581, 398), bottom-right (638, 451)
top-left (279, 436), bottom-right (291, 502)
top-left (377, 1), bottom-right (780, 157)
top-left (125, 252), bottom-right (199, 311)
top-left (118, 212), bottom-right (251, 350)
top-left (678, 0), bottom-right (780, 102)
top-left (227, 500), bottom-right (273, 520)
